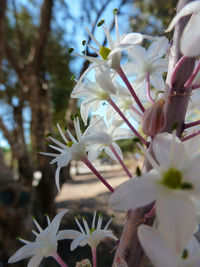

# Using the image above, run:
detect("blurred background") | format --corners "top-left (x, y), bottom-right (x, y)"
top-left (0, 0), bottom-right (175, 266)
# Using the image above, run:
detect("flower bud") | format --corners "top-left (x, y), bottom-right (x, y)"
top-left (142, 98), bottom-right (165, 137)
top-left (75, 259), bottom-right (92, 267)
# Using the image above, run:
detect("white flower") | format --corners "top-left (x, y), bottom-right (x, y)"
top-left (74, 12), bottom-right (143, 86)
top-left (8, 210), bottom-right (68, 267)
top-left (109, 132), bottom-right (200, 253)
top-left (57, 211), bottom-right (117, 250)
top-left (106, 87), bottom-right (143, 123)
top-left (84, 115), bottom-right (134, 162)
top-left (166, 0), bottom-right (200, 57)
top-left (71, 66), bottom-right (121, 125)
top-left (138, 225), bottom-right (200, 267)
top-left (41, 118), bottom-right (89, 191)
top-left (122, 37), bottom-right (169, 93)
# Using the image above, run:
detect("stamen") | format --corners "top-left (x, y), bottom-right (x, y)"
top-left (85, 27), bottom-right (102, 48)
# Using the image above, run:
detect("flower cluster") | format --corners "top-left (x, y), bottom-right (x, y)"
top-left (9, 2), bottom-right (200, 267)
top-left (8, 211), bottom-right (117, 267)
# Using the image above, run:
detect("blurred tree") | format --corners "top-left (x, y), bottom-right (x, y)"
top-left (0, 0), bottom-right (74, 264)
top-left (133, 0), bottom-right (176, 36)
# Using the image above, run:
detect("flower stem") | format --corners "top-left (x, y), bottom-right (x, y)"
top-left (92, 247), bottom-right (97, 267)
top-left (83, 158), bottom-right (114, 192)
top-left (182, 130), bottom-right (200, 142)
top-left (184, 120), bottom-right (200, 129)
top-left (108, 98), bottom-right (148, 146)
top-left (131, 106), bottom-right (143, 118)
top-left (110, 144), bottom-right (132, 178)
top-left (184, 61), bottom-right (200, 89)
top-left (117, 66), bottom-right (145, 113)
top-left (144, 203), bottom-right (156, 219)
top-left (146, 72), bottom-right (154, 104)
top-left (192, 84), bottom-right (200, 90)
top-left (171, 55), bottom-right (187, 86)
top-left (52, 252), bottom-right (68, 267)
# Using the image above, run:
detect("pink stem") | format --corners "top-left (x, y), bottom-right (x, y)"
top-left (108, 98), bottom-right (148, 147)
top-left (130, 106), bottom-right (143, 118)
top-left (110, 144), bottom-right (132, 178)
top-left (171, 56), bottom-right (187, 87)
top-left (92, 247), bottom-right (97, 267)
top-left (117, 66), bottom-right (145, 113)
top-left (146, 73), bottom-right (154, 104)
top-left (182, 130), bottom-right (200, 142)
top-left (52, 252), bottom-right (68, 267)
top-left (144, 203), bottom-right (156, 219)
top-left (184, 61), bottom-right (200, 89)
top-left (192, 83), bottom-right (200, 90)
top-left (184, 120), bottom-right (200, 129)
top-left (83, 158), bottom-right (114, 192)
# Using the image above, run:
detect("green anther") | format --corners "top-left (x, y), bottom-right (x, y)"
top-left (16, 236), bottom-right (21, 240)
top-left (113, 8), bottom-right (118, 15)
top-left (182, 249), bottom-right (189, 259)
top-left (97, 19), bottom-right (105, 27)
top-left (68, 48), bottom-right (74, 54)
top-left (82, 40), bottom-right (86, 46)
top-left (71, 74), bottom-right (76, 81)
top-left (162, 168), bottom-right (182, 189)
top-left (90, 227), bottom-right (95, 235)
top-left (171, 122), bottom-right (179, 131)
top-left (67, 141), bottom-right (73, 147)
top-left (133, 137), bottom-right (141, 143)
top-left (46, 132), bottom-right (52, 138)
top-left (180, 182), bottom-right (193, 190)
top-left (136, 166), bottom-right (142, 177)
top-left (99, 46), bottom-right (111, 60)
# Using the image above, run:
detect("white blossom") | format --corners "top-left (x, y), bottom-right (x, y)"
top-left (8, 210), bottom-right (68, 267)
top-left (122, 37), bottom-right (169, 93)
top-left (74, 13), bottom-right (143, 87)
top-left (57, 212), bottom-right (117, 250)
top-left (138, 225), bottom-right (200, 267)
top-left (166, 0), bottom-right (200, 57)
top-left (71, 66), bottom-right (121, 125)
top-left (109, 132), bottom-right (200, 254)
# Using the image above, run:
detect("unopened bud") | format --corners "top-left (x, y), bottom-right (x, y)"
top-left (142, 98), bottom-right (165, 137)
top-left (75, 259), bottom-right (92, 267)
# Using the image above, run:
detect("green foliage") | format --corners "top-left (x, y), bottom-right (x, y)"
top-left (116, 139), bottom-right (137, 154)
top-left (133, 0), bottom-right (177, 36)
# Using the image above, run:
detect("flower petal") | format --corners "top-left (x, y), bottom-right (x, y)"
top-left (57, 230), bottom-right (82, 240)
top-left (157, 192), bottom-right (198, 254)
top-left (8, 242), bottom-right (41, 263)
top-left (49, 209), bottom-right (68, 234)
top-left (181, 12), bottom-right (200, 57)
top-left (27, 255), bottom-right (43, 267)
top-left (109, 173), bottom-right (158, 211)
top-left (153, 132), bottom-right (185, 169)
top-left (166, 1), bottom-right (200, 32)
top-left (138, 225), bottom-right (178, 267)
top-left (70, 235), bottom-right (88, 251)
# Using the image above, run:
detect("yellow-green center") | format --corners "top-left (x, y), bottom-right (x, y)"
top-left (90, 227), bottom-right (95, 235)
top-left (162, 168), bottom-right (182, 189)
top-left (99, 46), bottom-right (111, 60)
top-left (67, 141), bottom-right (73, 147)
top-left (161, 168), bottom-right (193, 190)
